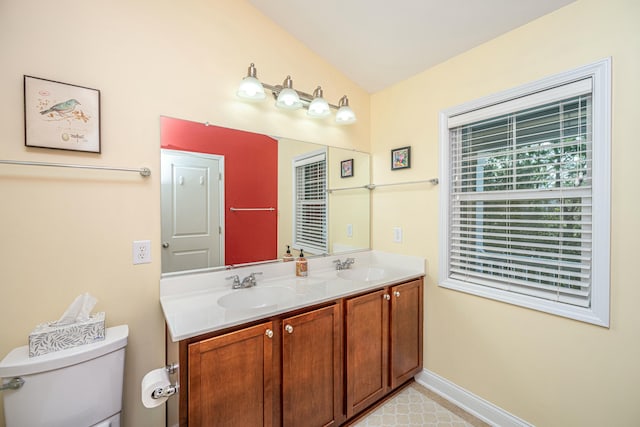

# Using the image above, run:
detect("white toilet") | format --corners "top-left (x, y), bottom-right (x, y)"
top-left (0, 324), bottom-right (128, 427)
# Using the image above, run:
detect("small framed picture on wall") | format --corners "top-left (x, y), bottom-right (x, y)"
top-left (24, 75), bottom-right (101, 153)
top-left (391, 146), bottom-right (411, 170)
top-left (341, 158), bottom-right (354, 178)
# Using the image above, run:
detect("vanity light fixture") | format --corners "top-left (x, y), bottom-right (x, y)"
top-left (237, 63), bottom-right (356, 125)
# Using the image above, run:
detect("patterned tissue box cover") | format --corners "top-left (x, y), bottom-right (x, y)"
top-left (28, 312), bottom-right (106, 357)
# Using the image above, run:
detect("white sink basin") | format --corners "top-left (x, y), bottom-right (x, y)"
top-left (217, 286), bottom-right (295, 310)
top-left (338, 267), bottom-right (387, 282)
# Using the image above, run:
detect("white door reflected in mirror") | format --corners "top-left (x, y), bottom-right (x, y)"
top-left (161, 150), bottom-right (224, 273)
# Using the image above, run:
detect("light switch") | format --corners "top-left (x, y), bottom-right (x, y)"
top-left (346, 224), bottom-right (353, 238)
top-left (393, 227), bottom-right (403, 243)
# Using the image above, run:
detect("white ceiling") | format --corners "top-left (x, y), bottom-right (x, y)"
top-left (248, 0), bottom-right (576, 93)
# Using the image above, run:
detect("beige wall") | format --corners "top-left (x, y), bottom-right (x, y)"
top-left (328, 148), bottom-right (370, 253)
top-left (0, 1), bottom-right (369, 426)
top-left (370, 0), bottom-right (640, 425)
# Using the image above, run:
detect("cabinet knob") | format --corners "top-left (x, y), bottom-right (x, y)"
top-left (265, 329), bottom-right (273, 338)
top-left (162, 242), bottom-right (169, 248)
top-left (285, 324), bottom-right (294, 334)
top-left (394, 291), bottom-right (401, 298)
top-left (383, 294), bottom-right (391, 301)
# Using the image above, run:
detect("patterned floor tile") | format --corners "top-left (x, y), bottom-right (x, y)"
top-left (352, 385), bottom-right (474, 427)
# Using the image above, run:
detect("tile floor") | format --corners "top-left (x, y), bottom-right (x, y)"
top-left (350, 383), bottom-right (490, 427)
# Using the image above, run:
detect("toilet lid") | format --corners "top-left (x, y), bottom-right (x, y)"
top-left (0, 325), bottom-right (128, 377)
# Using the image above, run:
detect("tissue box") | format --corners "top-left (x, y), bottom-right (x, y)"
top-left (28, 312), bottom-right (106, 357)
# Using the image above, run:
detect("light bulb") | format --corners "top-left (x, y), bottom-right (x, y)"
top-left (275, 76), bottom-right (302, 110)
top-left (307, 86), bottom-right (330, 118)
top-left (237, 63), bottom-right (265, 101)
top-left (336, 95), bottom-right (356, 124)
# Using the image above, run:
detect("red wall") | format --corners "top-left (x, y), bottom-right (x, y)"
top-left (160, 117), bottom-right (278, 265)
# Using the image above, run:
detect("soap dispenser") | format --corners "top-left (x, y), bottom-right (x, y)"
top-left (283, 245), bottom-right (294, 262)
top-left (295, 249), bottom-right (308, 277)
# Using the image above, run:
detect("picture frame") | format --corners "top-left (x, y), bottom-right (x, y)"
top-left (341, 158), bottom-right (354, 178)
top-left (24, 75), bottom-right (101, 153)
top-left (391, 146), bottom-right (411, 170)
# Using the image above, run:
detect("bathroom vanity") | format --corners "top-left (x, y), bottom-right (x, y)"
top-left (160, 251), bottom-right (425, 427)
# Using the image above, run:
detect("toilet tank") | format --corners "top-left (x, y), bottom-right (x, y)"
top-left (0, 325), bottom-right (128, 427)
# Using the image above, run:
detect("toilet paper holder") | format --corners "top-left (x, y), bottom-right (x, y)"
top-left (151, 383), bottom-right (178, 399)
top-left (150, 363), bottom-right (179, 401)
top-left (165, 363), bottom-right (178, 375)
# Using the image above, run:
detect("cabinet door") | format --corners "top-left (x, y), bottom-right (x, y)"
top-left (345, 289), bottom-right (389, 418)
top-left (389, 279), bottom-right (424, 389)
top-left (188, 321), bottom-right (274, 427)
top-left (282, 304), bottom-right (341, 427)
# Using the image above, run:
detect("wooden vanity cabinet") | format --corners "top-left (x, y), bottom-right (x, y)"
top-left (345, 278), bottom-right (423, 418)
top-left (187, 321), bottom-right (275, 427)
top-left (345, 288), bottom-right (389, 418)
top-left (389, 279), bottom-right (423, 389)
top-left (281, 304), bottom-right (342, 427)
top-left (183, 304), bottom-right (341, 427)
top-left (180, 277), bottom-right (422, 426)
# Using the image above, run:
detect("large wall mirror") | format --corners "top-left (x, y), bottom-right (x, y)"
top-left (160, 116), bottom-right (370, 275)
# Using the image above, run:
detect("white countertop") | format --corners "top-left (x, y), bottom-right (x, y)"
top-left (160, 250), bottom-right (425, 342)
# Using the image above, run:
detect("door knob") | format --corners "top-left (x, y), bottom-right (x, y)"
top-left (285, 324), bottom-right (294, 334)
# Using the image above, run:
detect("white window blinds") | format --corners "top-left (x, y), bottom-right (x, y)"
top-left (448, 86), bottom-right (593, 307)
top-left (294, 152), bottom-right (327, 253)
top-left (447, 78), bottom-right (592, 128)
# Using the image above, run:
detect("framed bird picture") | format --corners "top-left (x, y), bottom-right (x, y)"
top-left (24, 75), bottom-right (101, 153)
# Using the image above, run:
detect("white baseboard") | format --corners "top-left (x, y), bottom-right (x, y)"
top-left (415, 369), bottom-right (533, 427)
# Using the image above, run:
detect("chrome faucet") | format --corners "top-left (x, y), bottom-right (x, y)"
top-left (333, 258), bottom-right (355, 270)
top-left (226, 272), bottom-right (263, 289)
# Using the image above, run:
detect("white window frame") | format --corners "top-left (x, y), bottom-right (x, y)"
top-left (292, 148), bottom-right (328, 254)
top-left (438, 58), bottom-right (611, 327)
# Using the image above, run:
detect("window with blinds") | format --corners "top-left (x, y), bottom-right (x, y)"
top-left (293, 151), bottom-right (327, 254)
top-left (450, 94), bottom-right (592, 306)
top-left (439, 59), bottom-right (610, 326)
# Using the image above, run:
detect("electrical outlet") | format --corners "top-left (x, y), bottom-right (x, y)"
top-left (346, 224), bottom-right (353, 238)
top-left (133, 240), bottom-right (151, 264)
